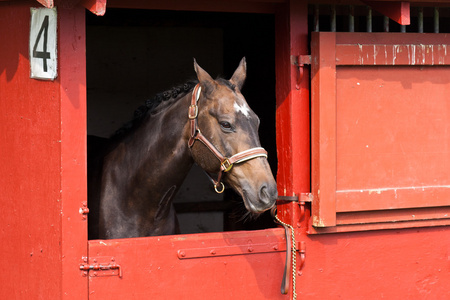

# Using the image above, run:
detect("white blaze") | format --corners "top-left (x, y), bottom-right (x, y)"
top-left (234, 101), bottom-right (251, 119)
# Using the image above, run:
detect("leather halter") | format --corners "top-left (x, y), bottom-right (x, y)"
top-left (188, 83), bottom-right (268, 193)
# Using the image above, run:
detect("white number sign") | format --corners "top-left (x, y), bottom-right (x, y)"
top-left (30, 7), bottom-right (57, 80)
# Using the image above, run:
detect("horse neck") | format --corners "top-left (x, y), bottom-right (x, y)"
top-left (133, 93), bottom-right (194, 184)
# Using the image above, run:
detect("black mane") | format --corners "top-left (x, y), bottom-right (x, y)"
top-left (111, 77), bottom-right (237, 139)
top-left (112, 80), bottom-right (199, 138)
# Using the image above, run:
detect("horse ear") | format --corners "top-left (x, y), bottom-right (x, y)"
top-left (230, 57), bottom-right (247, 90)
top-left (194, 59), bottom-right (216, 95)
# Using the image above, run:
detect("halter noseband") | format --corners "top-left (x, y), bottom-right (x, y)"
top-left (188, 83), bottom-right (268, 193)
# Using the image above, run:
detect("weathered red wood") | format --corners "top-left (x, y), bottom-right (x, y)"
top-left (273, 4), bottom-right (310, 297)
top-left (309, 217), bottom-right (450, 234)
top-left (338, 206), bottom-right (450, 224)
top-left (310, 32), bottom-right (450, 233)
top-left (363, 1), bottom-right (410, 25)
top-left (36, 0), bottom-right (54, 8)
top-left (274, 0), bottom-right (309, 234)
top-left (88, 229), bottom-right (287, 299)
top-left (337, 187), bottom-right (450, 212)
top-left (311, 32), bottom-right (337, 227)
top-left (59, 6), bottom-right (89, 300)
top-left (301, 227), bottom-right (450, 298)
top-left (81, 0), bottom-right (106, 16)
top-left (0, 2), bottom-right (62, 298)
top-left (336, 33), bottom-right (450, 66)
top-left (0, 3), bottom-right (88, 299)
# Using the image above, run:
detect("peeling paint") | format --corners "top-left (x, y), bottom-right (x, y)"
top-left (337, 185), bottom-right (450, 194)
top-left (313, 215), bottom-right (326, 227)
top-left (421, 44), bottom-right (426, 65)
top-left (373, 44), bottom-right (378, 65)
top-left (393, 44), bottom-right (399, 65)
top-left (431, 45), bottom-right (434, 65)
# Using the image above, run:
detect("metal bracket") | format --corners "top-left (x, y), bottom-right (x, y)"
top-left (299, 193), bottom-right (313, 203)
top-left (79, 202), bottom-right (89, 220)
top-left (80, 256), bottom-right (122, 278)
top-left (298, 241), bottom-right (306, 276)
top-left (177, 241), bottom-right (297, 259)
top-left (277, 193), bottom-right (312, 226)
top-left (277, 193), bottom-right (312, 203)
top-left (291, 55), bottom-right (311, 90)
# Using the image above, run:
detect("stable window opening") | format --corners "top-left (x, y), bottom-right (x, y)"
top-left (86, 9), bottom-right (276, 239)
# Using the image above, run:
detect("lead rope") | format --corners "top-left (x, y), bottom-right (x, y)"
top-left (274, 211), bottom-right (297, 300)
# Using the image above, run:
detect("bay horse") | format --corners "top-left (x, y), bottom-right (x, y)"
top-left (88, 58), bottom-right (277, 239)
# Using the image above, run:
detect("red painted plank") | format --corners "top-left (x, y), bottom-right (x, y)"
top-left (311, 32), bottom-right (337, 227)
top-left (336, 44), bottom-right (450, 65)
top-left (337, 206), bottom-right (450, 225)
top-left (0, 2), bottom-right (62, 298)
top-left (337, 188), bottom-right (450, 212)
top-left (311, 32), bottom-right (450, 232)
top-left (309, 217), bottom-right (450, 234)
top-left (364, 1), bottom-right (410, 25)
top-left (88, 229), bottom-right (287, 299)
top-left (336, 32), bottom-right (450, 45)
top-left (336, 65), bottom-right (450, 212)
top-left (36, 0), bottom-right (54, 8)
top-left (275, 0), bottom-right (310, 200)
top-left (81, 0), bottom-right (106, 16)
top-left (59, 7), bottom-right (89, 300)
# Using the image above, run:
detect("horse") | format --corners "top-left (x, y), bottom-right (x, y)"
top-left (88, 58), bottom-right (277, 239)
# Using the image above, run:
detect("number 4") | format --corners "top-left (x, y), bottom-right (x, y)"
top-left (32, 15), bottom-right (51, 72)
top-left (30, 7), bottom-right (57, 80)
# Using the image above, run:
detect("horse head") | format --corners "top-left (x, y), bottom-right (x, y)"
top-left (188, 58), bottom-right (277, 214)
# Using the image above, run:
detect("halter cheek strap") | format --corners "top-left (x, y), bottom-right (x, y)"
top-left (188, 83), bottom-right (268, 193)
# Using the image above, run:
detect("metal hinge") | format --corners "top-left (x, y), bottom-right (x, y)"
top-left (291, 55), bottom-right (311, 66)
top-left (291, 55), bottom-right (311, 90)
top-left (80, 256), bottom-right (122, 278)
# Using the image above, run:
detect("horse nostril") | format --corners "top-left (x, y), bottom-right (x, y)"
top-left (259, 184), bottom-right (276, 206)
top-left (259, 185), bottom-right (267, 199)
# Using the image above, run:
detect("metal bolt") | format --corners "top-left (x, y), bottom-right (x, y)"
top-left (179, 251), bottom-right (186, 258)
top-left (248, 247), bottom-right (254, 252)
top-left (210, 249), bottom-right (216, 255)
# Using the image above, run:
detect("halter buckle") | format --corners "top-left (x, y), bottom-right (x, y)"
top-left (221, 158), bottom-right (233, 172)
top-left (188, 105), bottom-right (198, 119)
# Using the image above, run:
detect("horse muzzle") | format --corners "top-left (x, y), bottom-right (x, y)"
top-left (242, 182), bottom-right (277, 213)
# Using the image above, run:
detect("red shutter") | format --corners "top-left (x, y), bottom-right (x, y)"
top-left (311, 32), bottom-right (450, 233)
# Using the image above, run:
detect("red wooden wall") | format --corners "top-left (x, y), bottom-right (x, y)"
top-left (0, 3), bottom-right (62, 297)
top-left (0, 1), bottom-right (87, 299)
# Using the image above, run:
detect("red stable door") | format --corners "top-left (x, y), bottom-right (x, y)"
top-left (311, 32), bottom-right (450, 233)
top-left (87, 229), bottom-right (287, 299)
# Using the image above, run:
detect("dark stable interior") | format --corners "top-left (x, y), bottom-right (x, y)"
top-left (86, 8), bottom-right (277, 235)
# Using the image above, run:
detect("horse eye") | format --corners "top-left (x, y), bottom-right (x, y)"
top-left (219, 121), bottom-right (232, 131)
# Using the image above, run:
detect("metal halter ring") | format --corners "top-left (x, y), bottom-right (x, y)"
top-left (214, 182), bottom-right (225, 194)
